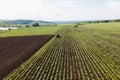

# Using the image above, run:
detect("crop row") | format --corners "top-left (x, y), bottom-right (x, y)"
top-left (4, 27), bottom-right (120, 80)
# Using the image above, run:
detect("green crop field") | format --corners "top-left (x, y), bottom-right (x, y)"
top-left (0, 25), bottom-right (62, 37)
top-left (3, 23), bottom-right (120, 80)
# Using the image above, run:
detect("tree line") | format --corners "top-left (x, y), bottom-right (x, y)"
top-left (86, 19), bottom-right (120, 23)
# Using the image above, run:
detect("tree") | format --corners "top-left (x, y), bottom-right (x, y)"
top-left (114, 19), bottom-right (120, 22)
top-left (25, 25), bottom-right (30, 28)
top-left (8, 28), bottom-right (11, 30)
top-left (74, 25), bottom-right (78, 27)
top-left (32, 23), bottom-right (39, 27)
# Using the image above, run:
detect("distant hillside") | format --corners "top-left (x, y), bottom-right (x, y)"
top-left (54, 19), bottom-right (120, 24)
top-left (3, 20), bottom-right (33, 24)
top-left (54, 21), bottom-right (84, 24)
top-left (31, 20), bottom-right (55, 25)
top-left (0, 20), bottom-right (55, 25)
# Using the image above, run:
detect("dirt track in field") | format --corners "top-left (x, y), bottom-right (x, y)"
top-left (0, 35), bottom-right (54, 80)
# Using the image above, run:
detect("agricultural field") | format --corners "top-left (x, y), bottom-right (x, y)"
top-left (0, 25), bottom-right (62, 37)
top-left (2, 23), bottom-right (120, 80)
top-left (0, 35), bottom-right (54, 80)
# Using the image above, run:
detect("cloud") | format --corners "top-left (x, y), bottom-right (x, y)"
top-left (0, 0), bottom-right (119, 21)
top-left (107, 0), bottom-right (120, 8)
top-left (0, 0), bottom-right (47, 19)
top-left (80, 0), bottom-right (120, 20)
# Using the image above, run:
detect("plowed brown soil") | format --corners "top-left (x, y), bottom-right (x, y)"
top-left (0, 35), bottom-right (54, 80)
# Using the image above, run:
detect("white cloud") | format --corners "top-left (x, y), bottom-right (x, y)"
top-left (107, 0), bottom-right (120, 8)
top-left (0, 0), bottom-right (119, 21)
top-left (82, 0), bottom-right (120, 20)
top-left (0, 0), bottom-right (46, 19)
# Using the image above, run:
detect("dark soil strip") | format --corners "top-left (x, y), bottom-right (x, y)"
top-left (0, 35), bottom-right (54, 80)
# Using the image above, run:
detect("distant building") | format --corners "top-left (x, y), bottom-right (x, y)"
top-left (0, 27), bottom-right (18, 31)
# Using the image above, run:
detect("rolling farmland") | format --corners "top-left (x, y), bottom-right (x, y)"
top-left (0, 26), bottom-right (62, 37)
top-left (3, 23), bottom-right (120, 80)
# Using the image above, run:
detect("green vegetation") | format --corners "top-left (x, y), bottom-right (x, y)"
top-left (0, 25), bottom-right (62, 37)
top-left (32, 23), bottom-right (40, 27)
top-left (3, 23), bottom-right (120, 79)
top-left (86, 19), bottom-right (120, 23)
top-left (82, 23), bottom-right (120, 33)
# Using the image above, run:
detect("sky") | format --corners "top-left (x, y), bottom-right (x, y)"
top-left (0, 0), bottom-right (120, 21)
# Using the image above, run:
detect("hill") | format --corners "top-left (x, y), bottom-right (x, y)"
top-left (0, 20), bottom-right (55, 25)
